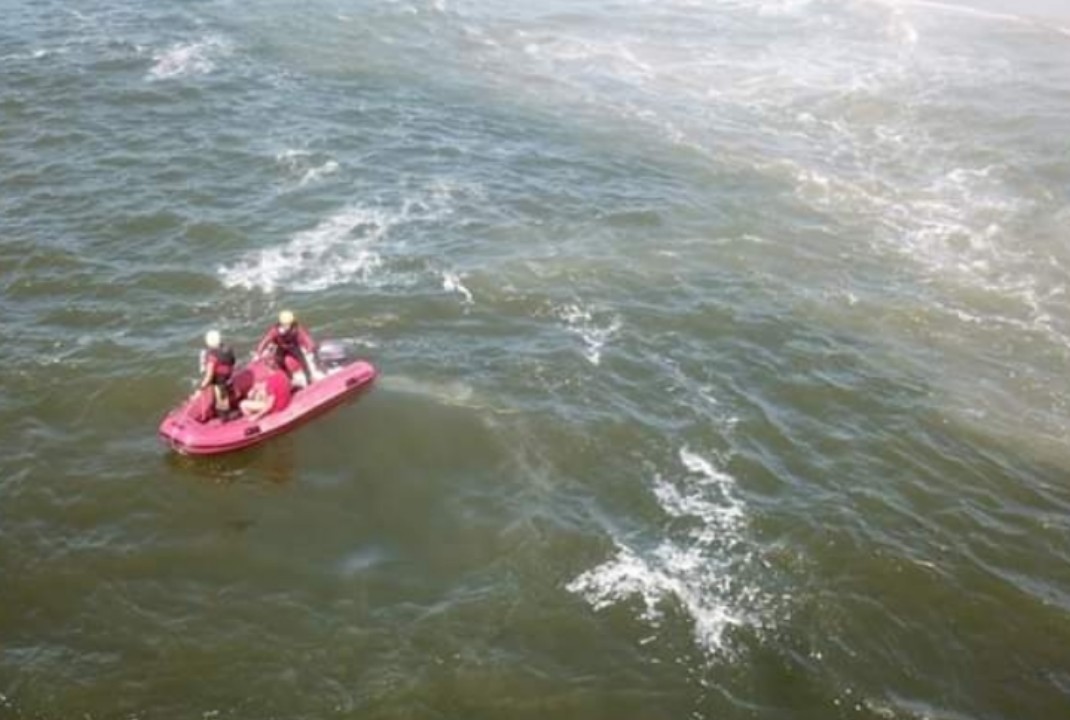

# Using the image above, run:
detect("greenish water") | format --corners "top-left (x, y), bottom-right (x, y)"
top-left (3, 1), bottom-right (1070, 718)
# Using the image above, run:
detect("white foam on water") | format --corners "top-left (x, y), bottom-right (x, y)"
top-left (441, 271), bottom-right (474, 304)
top-left (218, 207), bottom-right (386, 293)
top-left (568, 447), bottom-right (768, 658)
top-left (219, 182), bottom-right (462, 293)
top-left (770, 77), bottom-right (1062, 334)
top-left (799, 153), bottom-right (1045, 324)
top-left (1, 49), bottom-right (59, 62)
top-left (136, 0), bottom-right (1070, 346)
top-left (148, 37), bottom-right (229, 80)
top-left (553, 303), bottom-right (621, 366)
top-left (299, 160), bottom-right (339, 186)
top-left (726, 3), bottom-right (1058, 338)
top-left (276, 149), bottom-right (308, 161)
top-left (275, 149), bottom-right (341, 187)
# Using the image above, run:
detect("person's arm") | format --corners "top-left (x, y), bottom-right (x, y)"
top-left (249, 389), bottom-right (274, 422)
top-left (255, 327), bottom-right (276, 356)
top-left (198, 359), bottom-right (214, 390)
top-left (297, 326), bottom-right (315, 352)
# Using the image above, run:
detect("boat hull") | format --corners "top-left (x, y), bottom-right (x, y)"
top-left (158, 359), bottom-right (377, 455)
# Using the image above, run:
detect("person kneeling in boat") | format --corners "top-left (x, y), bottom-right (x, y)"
top-left (239, 356), bottom-right (293, 422)
top-left (197, 329), bottom-right (236, 415)
top-left (255, 309), bottom-right (322, 388)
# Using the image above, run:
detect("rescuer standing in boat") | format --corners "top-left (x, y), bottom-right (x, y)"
top-left (255, 309), bottom-right (320, 387)
top-left (198, 329), bottom-right (235, 413)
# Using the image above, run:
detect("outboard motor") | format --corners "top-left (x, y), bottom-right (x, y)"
top-left (317, 339), bottom-right (349, 371)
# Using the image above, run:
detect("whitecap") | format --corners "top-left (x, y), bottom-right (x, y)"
top-left (299, 160), bottom-right (340, 186)
top-left (554, 303), bottom-right (621, 366)
top-left (218, 182), bottom-right (460, 293)
top-left (568, 447), bottom-right (769, 658)
top-left (275, 148), bottom-right (310, 163)
top-left (218, 207), bottom-right (386, 293)
top-left (149, 37), bottom-right (228, 80)
top-left (275, 149), bottom-right (340, 187)
top-left (442, 271), bottom-right (474, 304)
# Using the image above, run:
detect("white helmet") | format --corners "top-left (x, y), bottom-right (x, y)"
top-left (204, 330), bottom-right (221, 349)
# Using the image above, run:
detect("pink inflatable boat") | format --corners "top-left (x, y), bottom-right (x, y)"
top-left (158, 353), bottom-right (377, 456)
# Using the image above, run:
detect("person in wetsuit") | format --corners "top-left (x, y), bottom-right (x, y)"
top-left (254, 309), bottom-right (319, 387)
top-left (198, 329), bottom-right (236, 412)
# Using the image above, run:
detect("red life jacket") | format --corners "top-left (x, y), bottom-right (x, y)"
top-left (274, 324), bottom-right (301, 353)
top-left (207, 346), bottom-right (236, 384)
